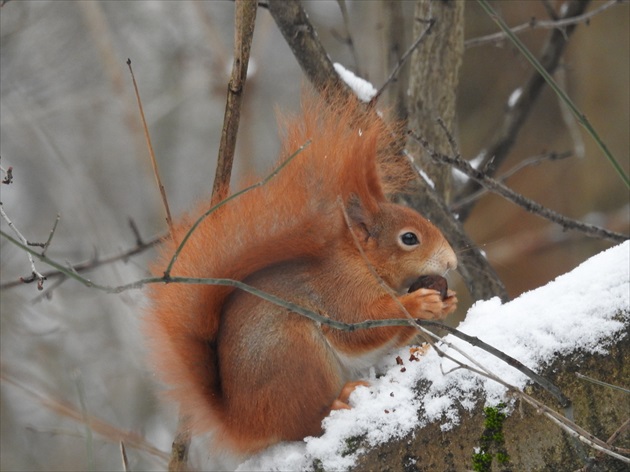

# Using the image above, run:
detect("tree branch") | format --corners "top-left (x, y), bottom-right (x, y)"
top-left (267, 0), bottom-right (348, 94)
top-left (455, 0), bottom-right (592, 221)
top-left (371, 17), bottom-right (435, 105)
top-left (211, 0), bottom-right (258, 206)
top-left (478, 0), bottom-right (627, 188)
top-left (127, 59), bottom-right (177, 245)
top-left (465, 0), bottom-right (624, 48)
top-left (1, 203), bottom-right (48, 290)
top-left (0, 223), bottom-right (161, 291)
top-left (413, 132), bottom-right (629, 243)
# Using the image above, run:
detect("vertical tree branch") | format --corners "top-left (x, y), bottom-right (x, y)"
top-left (401, 0), bottom-right (507, 301)
top-left (379, 0), bottom-right (409, 120)
top-left (407, 0), bottom-right (465, 202)
top-left (211, 0), bottom-right (258, 205)
top-left (267, 0), bottom-right (348, 94)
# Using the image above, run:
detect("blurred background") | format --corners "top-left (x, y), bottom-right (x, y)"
top-left (1, 1), bottom-right (628, 470)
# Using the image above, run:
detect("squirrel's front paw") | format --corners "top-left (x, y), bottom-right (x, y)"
top-left (400, 289), bottom-right (457, 320)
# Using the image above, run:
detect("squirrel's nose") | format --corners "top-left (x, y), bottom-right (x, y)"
top-left (442, 244), bottom-right (458, 274)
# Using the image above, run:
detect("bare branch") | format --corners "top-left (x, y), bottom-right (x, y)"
top-left (0, 231), bottom-right (161, 291)
top-left (451, 151), bottom-right (572, 212)
top-left (0, 203), bottom-right (47, 290)
top-left (1, 165), bottom-right (13, 184)
top-left (164, 140), bottom-right (310, 278)
top-left (372, 17), bottom-right (435, 104)
top-left (456, 0), bottom-right (591, 220)
top-left (267, 0), bottom-right (348, 94)
top-left (120, 441), bottom-right (129, 472)
top-left (413, 132), bottom-right (629, 243)
top-left (536, 401), bottom-right (630, 463)
top-left (40, 214), bottom-right (60, 257)
top-left (465, 0), bottom-right (624, 48)
top-left (606, 418), bottom-right (630, 449)
top-left (575, 373), bottom-right (630, 394)
top-left (127, 59), bottom-right (177, 245)
top-left (419, 319), bottom-right (570, 407)
top-left (211, 0), bottom-right (258, 206)
top-left (478, 0), bottom-right (627, 188)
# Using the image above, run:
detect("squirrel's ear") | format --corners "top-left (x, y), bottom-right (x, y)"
top-left (346, 194), bottom-right (372, 243)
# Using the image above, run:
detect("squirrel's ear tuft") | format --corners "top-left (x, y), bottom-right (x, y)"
top-left (346, 194), bottom-right (373, 243)
top-left (362, 133), bottom-right (386, 201)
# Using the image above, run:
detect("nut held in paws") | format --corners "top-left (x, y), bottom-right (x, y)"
top-left (408, 275), bottom-right (448, 300)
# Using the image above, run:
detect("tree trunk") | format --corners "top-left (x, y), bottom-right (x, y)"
top-left (407, 0), bottom-right (464, 203)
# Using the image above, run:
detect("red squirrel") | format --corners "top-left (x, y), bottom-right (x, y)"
top-left (144, 91), bottom-right (458, 456)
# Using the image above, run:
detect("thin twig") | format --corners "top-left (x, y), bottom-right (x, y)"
top-left (0, 232), bottom-right (161, 290)
top-left (0, 203), bottom-right (47, 290)
top-left (1, 369), bottom-right (169, 464)
top-left (451, 151), bottom-right (572, 212)
top-left (120, 441), bottom-right (129, 472)
top-left (420, 319), bottom-right (570, 407)
top-left (40, 213), bottom-right (60, 257)
top-left (165, 139), bottom-right (310, 277)
top-left (372, 17), bottom-right (435, 104)
top-left (555, 67), bottom-right (585, 158)
top-left (456, 0), bottom-right (592, 220)
top-left (412, 131), bottom-right (629, 243)
top-left (534, 400), bottom-right (630, 463)
top-left (465, 0), bottom-right (624, 48)
top-left (1, 164), bottom-right (13, 184)
top-left (126, 58), bottom-right (177, 245)
top-left (415, 327), bottom-right (629, 463)
top-left (606, 418), bottom-right (630, 448)
top-left (575, 373), bottom-right (630, 394)
top-left (477, 0), bottom-right (628, 188)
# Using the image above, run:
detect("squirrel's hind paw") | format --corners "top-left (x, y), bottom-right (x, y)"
top-left (331, 380), bottom-right (370, 410)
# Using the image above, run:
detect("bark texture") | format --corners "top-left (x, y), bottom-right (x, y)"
top-left (408, 0), bottom-right (464, 202)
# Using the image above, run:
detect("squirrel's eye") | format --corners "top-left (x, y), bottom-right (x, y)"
top-left (400, 232), bottom-right (419, 246)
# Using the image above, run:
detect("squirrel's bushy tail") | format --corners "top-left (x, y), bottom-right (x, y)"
top-left (143, 91), bottom-right (412, 446)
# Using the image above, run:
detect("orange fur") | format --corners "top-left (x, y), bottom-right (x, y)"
top-left (143, 91), bottom-right (458, 456)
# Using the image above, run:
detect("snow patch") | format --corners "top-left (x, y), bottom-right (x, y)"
top-left (333, 63), bottom-right (377, 102)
